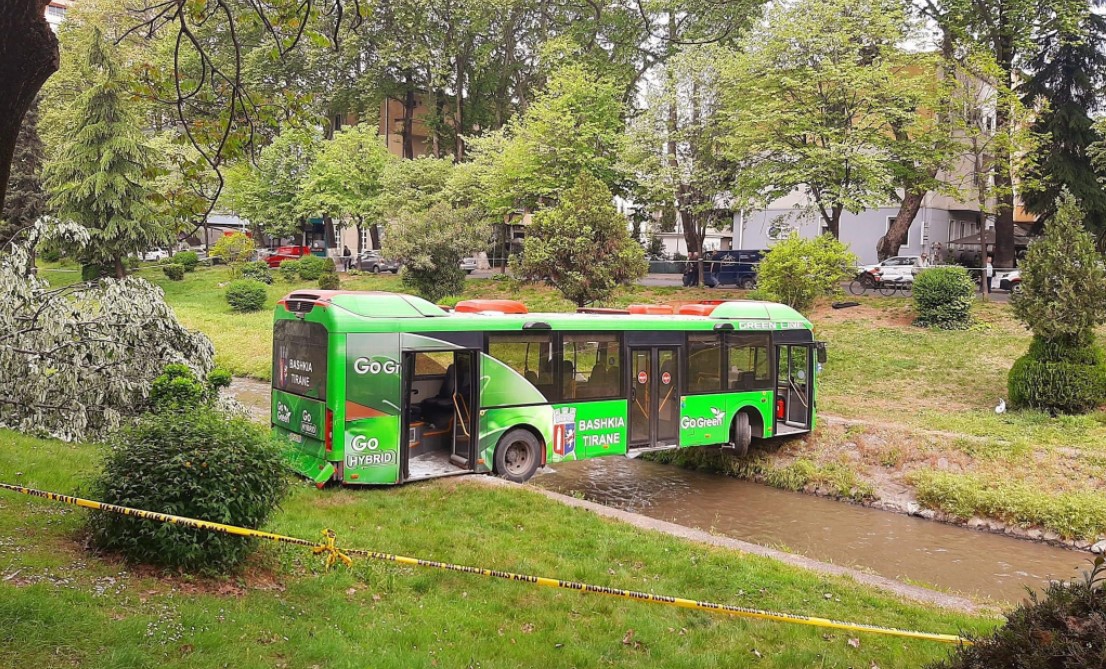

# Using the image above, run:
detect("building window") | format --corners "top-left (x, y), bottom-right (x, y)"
top-left (687, 334), bottom-right (723, 393)
top-left (487, 333), bottom-right (556, 401)
top-left (561, 333), bottom-right (622, 400)
top-left (46, 5), bottom-right (65, 18)
top-left (726, 333), bottom-right (771, 391)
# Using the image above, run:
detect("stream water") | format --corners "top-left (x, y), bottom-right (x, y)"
top-left (531, 457), bottom-right (1091, 603)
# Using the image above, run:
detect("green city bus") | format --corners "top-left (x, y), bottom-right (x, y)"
top-left (271, 291), bottom-right (825, 486)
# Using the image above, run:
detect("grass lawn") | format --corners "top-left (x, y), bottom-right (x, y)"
top-left (0, 430), bottom-right (992, 668)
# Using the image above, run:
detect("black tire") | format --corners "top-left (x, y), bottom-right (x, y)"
top-left (879, 282), bottom-right (896, 296)
top-left (848, 279), bottom-right (865, 296)
top-left (741, 277), bottom-right (756, 290)
top-left (494, 429), bottom-right (542, 483)
top-left (391, 268), bottom-right (399, 274)
top-left (371, 264), bottom-right (380, 274)
top-left (731, 412), bottom-right (751, 457)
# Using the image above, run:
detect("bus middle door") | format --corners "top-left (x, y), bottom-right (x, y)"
top-left (629, 347), bottom-right (680, 448)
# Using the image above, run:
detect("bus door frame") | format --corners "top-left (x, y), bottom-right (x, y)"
top-left (628, 346), bottom-right (680, 448)
top-left (772, 340), bottom-right (818, 432)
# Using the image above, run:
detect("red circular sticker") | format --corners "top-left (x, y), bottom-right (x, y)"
top-left (661, 371), bottom-right (672, 385)
top-left (637, 371), bottom-right (648, 384)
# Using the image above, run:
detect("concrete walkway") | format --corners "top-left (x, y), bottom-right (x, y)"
top-left (473, 476), bottom-right (983, 614)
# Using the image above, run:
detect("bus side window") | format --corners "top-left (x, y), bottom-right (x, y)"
top-left (488, 333), bottom-right (557, 402)
top-left (726, 333), bottom-right (771, 391)
top-left (687, 334), bottom-right (723, 393)
top-left (562, 333), bottom-right (621, 400)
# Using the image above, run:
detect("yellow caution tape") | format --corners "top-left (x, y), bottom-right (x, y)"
top-left (0, 482), bottom-right (970, 645)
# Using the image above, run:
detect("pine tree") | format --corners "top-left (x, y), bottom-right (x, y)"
top-left (43, 28), bottom-right (165, 278)
top-left (0, 98), bottom-right (47, 250)
top-left (1021, 7), bottom-right (1106, 244)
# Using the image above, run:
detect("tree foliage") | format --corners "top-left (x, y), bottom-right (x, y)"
top-left (210, 232), bottom-right (256, 278)
top-left (384, 202), bottom-right (488, 303)
top-left (718, 0), bottom-right (962, 242)
top-left (1, 99), bottom-right (47, 250)
top-left (0, 221), bottom-right (214, 441)
top-left (754, 233), bottom-right (856, 313)
top-left (223, 128), bottom-right (321, 239)
top-left (514, 172), bottom-right (647, 307)
top-left (43, 29), bottom-right (167, 278)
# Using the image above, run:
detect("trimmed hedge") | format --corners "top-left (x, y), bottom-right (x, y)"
top-left (278, 259), bottom-right (298, 282)
top-left (172, 251), bottom-right (199, 271)
top-left (296, 254), bottom-right (325, 280)
top-left (1008, 335), bottom-right (1106, 414)
top-left (240, 260), bottom-right (273, 284)
top-left (913, 266), bottom-right (975, 329)
top-left (162, 263), bottom-right (185, 281)
top-left (87, 408), bottom-right (289, 574)
top-left (225, 279), bottom-right (268, 312)
top-left (318, 258), bottom-right (339, 289)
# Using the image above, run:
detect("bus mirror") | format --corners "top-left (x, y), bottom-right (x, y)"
top-left (815, 342), bottom-right (827, 364)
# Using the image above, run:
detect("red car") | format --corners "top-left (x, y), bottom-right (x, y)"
top-left (264, 245), bottom-right (312, 268)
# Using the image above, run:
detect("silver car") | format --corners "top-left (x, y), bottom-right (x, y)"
top-left (460, 257), bottom-right (478, 274)
top-left (356, 251), bottom-right (401, 274)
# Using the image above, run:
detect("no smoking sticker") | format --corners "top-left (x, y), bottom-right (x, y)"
top-left (637, 371), bottom-right (648, 384)
top-left (661, 371), bottom-right (672, 385)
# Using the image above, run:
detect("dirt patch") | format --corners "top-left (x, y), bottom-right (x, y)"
top-left (811, 302), bottom-right (916, 329)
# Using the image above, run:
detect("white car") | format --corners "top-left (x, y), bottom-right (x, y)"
top-left (863, 256), bottom-right (923, 284)
top-left (460, 257), bottom-right (478, 274)
top-left (140, 247), bottom-right (170, 262)
top-left (996, 269), bottom-right (1021, 292)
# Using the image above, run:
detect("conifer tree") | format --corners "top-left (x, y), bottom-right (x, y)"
top-left (0, 99), bottom-right (47, 251)
top-left (44, 29), bottom-right (165, 278)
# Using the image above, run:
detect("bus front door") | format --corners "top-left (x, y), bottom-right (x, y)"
top-left (629, 347), bottom-right (680, 448)
top-left (774, 344), bottom-right (813, 434)
top-left (402, 349), bottom-right (478, 481)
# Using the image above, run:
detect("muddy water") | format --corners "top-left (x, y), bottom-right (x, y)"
top-left (532, 457), bottom-right (1091, 603)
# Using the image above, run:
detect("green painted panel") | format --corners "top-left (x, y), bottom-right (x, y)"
top-left (272, 390), bottom-right (325, 440)
top-left (342, 417), bottom-right (400, 484)
top-left (678, 394), bottom-right (732, 446)
top-left (551, 400), bottom-right (629, 461)
top-left (479, 354), bottom-right (546, 408)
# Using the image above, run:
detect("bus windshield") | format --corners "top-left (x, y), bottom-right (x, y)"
top-left (273, 320), bottom-right (327, 400)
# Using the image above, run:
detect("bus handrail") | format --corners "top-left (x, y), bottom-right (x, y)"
top-left (453, 393), bottom-right (471, 437)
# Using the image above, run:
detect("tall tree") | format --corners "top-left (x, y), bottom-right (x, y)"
top-left (223, 128), bottom-right (322, 241)
top-left (1, 99), bottom-right (47, 251)
top-left (0, 0), bottom-right (59, 216)
top-left (916, 0), bottom-right (1089, 268)
top-left (299, 125), bottom-right (394, 252)
top-left (43, 30), bottom-right (165, 279)
top-left (1020, 4), bottom-right (1106, 244)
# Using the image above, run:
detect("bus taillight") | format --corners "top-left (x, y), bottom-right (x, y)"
top-left (776, 399), bottom-right (786, 419)
top-left (324, 409), bottom-right (334, 454)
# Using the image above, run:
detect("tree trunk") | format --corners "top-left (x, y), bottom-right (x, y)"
top-left (0, 0), bottom-right (59, 215)
top-left (113, 255), bottom-right (125, 279)
top-left (402, 83), bottom-right (416, 160)
top-left (877, 190), bottom-right (926, 260)
top-left (454, 56), bottom-right (466, 161)
top-left (991, 32), bottom-right (1017, 270)
top-left (355, 222), bottom-right (363, 254)
top-left (369, 223), bottom-right (380, 250)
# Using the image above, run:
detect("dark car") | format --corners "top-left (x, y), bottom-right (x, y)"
top-left (357, 251), bottom-right (401, 274)
top-left (707, 249), bottom-right (764, 289)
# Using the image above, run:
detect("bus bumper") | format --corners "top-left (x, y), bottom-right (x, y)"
top-left (284, 448), bottom-right (336, 485)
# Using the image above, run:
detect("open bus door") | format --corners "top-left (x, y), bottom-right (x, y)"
top-left (401, 349), bottom-right (478, 481)
top-left (773, 343), bottom-right (817, 435)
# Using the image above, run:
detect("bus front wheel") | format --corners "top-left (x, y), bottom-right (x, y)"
top-left (495, 429), bottom-right (542, 483)
top-left (731, 413), bottom-right (751, 457)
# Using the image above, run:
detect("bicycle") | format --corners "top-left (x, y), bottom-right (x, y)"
top-left (878, 278), bottom-right (913, 297)
top-left (847, 271), bottom-right (878, 296)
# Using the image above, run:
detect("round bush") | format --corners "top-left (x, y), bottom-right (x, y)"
top-left (296, 255), bottom-right (325, 280)
top-left (240, 260), bottom-right (273, 284)
top-left (1008, 336), bottom-right (1106, 414)
top-left (913, 266), bottom-right (975, 329)
top-left (929, 557), bottom-right (1106, 669)
top-left (149, 363), bottom-right (208, 410)
top-left (162, 263), bottom-right (185, 281)
top-left (87, 408), bottom-right (289, 574)
top-left (225, 279), bottom-right (268, 312)
top-left (318, 271), bottom-right (340, 290)
top-left (278, 259), bottom-right (299, 282)
top-left (172, 251), bottom-right (199, 271)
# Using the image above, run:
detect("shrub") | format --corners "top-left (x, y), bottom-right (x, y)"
top-left (755, 233), bottom-right (855, 313)
top-left (172, 251), bottom-right (199, 271)
top-left (161, 263), bottom-right (185, 281)
top-left (148, 363), bottom-right (231, 411)
top-left (929, 557), bottom-right (1106, 669)
top-left (225, 279), bottom-right (268, 312)
top-left (318, 258), bottom-right (340, 290)
top-left (296, 254), bottom-right (325, 280)
top-left (86, 407), bottom-right (289, 574)
top-left (385, 201), bottom-right (489, 303)
top-left (38, 246), bottom-right (62, 263)
top-left (912, 266), bottom-right (975, 329)
top-left (278, 259), bottom-right (299, 282)
top-left (1008, 336), bottom-right (1106, 414)
top-left (206, 367), bottom-right (232, 391)
top-left (240, 260), bottom-right (272, 284)
top-left (210, 233), bottom-right (256, 277)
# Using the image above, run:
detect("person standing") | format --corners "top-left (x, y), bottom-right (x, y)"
top-left (342, 245), bottom-right (352, 271)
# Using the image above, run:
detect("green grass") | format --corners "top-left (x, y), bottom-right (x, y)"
top-left (0, 430), bottom-right (993, 668)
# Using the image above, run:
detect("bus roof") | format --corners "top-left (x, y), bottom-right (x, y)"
top-left (275, 290), bottom-right (812, 333)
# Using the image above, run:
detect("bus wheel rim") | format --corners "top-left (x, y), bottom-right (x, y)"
top-left (505, 441), bottom-right (530, 474)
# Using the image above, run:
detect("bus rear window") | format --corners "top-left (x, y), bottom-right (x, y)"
top-left (273, 320), bottom-right (328, 399)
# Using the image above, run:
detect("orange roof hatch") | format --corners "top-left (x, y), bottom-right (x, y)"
top-left (628, 304), bottom-right (675, 315)
top-left (453, 299), bottom-right (529, 314)
top-left (676, 303), bottom-right (717, 316)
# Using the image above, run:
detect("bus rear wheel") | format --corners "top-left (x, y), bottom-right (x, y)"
top-left (495, 429), bottom-right (542, 483)
top-left (730, 412), bottom-right (751, 457)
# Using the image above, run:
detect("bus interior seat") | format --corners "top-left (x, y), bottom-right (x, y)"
top-left (419, 364), bottom-right (456, 428)
top-left (524, 369), bottom-right (538, 385)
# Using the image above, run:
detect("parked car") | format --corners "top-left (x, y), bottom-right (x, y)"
top-left (862, 256), bottom-right (923, 284)
top-left (997, 269), bottom-right (1021, 292)
top-left (460, 257), bottom-right (478, 274)
top-left (264, 245), bottom-right (312, 268)
top-left (356, 251), bottom-right (401, 274)
top-left (707, 249), bottom-right (764, 289)
top-left (140, 247), bottom-right (169, 262)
